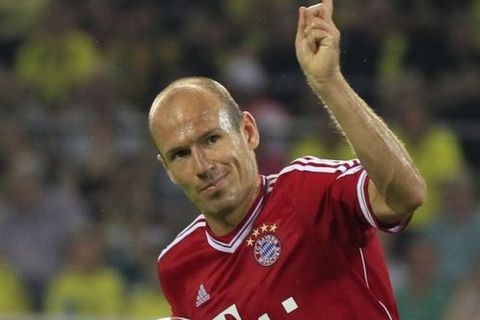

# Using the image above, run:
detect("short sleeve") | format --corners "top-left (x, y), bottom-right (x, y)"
top-left (330, 163), bottom-right (410, 233)
top-left (281, 156), bottom-right (409, 235)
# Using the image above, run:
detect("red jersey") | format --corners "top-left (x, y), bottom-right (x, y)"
top-left (157, 156), bottom-right (407, 319)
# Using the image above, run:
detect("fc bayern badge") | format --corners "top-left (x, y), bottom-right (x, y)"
top-left (254, 233), bottom-right (281, 266)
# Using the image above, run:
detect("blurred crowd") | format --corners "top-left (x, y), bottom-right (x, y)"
top-left (0, 0), bottom-right (479, 319)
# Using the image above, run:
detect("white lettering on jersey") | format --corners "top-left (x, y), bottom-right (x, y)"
top-left (282, 297), bottom-right (298, 313)
top-left (212, 297), bottom-right (298, 319)
top-left (212, 304), bottom-right (242, 320)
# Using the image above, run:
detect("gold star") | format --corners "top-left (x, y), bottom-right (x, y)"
top-left (246, 238), bottom-right (255, 246)
top-left (261, 224), bottom-right (269, 232)
top-left (269, 223), bottom-right (278, 232)
top-left (252, 229), bottom-right (260, 237)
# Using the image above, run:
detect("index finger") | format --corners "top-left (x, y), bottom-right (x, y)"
top-left (297, 6), bottom-right (307, 35)
top-left (322, 0), bottom-right (334, 19)
top-left (304, 1), bottom-right (333, 21)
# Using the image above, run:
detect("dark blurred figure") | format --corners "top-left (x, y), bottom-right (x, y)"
top-left (444, 256), bottom-right (480, 320)
top-left (44, 226), bottom-right (125, 316)
top-left (427, 169), bottom-right (480, 284)
top-left (14, 0), bottom-right (101, 104)
top-left (392, 75), bottom-right (465, 230)
top-left (0, 123), bottom-right (90, 311)
top-left (396, 235), bottom-right (452, 319)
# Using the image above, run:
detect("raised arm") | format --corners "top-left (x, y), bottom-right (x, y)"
top-left (295, 0), bottom-right (426, 224)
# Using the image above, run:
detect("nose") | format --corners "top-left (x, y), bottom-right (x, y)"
top-left (191, 147), bottom-right (214, 179)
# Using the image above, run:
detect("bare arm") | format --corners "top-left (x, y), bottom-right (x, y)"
top-left (295, 1), bottom-right (426, 224)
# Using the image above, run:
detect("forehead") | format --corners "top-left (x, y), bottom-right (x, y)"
top-left (151, 88), bottom-right (232, 150)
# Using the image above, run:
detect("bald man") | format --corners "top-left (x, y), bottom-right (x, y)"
top-left (149, 1), bottom-right (425, 319)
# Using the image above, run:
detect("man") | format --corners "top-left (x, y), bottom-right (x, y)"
top-left (148, 1), bottom-right (426, 319)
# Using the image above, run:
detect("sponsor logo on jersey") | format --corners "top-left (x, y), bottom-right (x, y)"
top-left (196, 283), bottom-right (211, 307)
top-left (246, 223), bottom-right (281, 267)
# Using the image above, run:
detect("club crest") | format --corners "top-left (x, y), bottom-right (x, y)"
top-left (246, 223), bottom-right (281, 266)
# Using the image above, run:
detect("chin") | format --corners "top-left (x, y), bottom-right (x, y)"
top-left (197, 186), bottom-right (241, 216)
top-left (204, 199), bottom-right (237, 218)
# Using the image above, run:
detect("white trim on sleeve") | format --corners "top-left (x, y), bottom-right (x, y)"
top-left (356, 170), bottom-right (377, 228)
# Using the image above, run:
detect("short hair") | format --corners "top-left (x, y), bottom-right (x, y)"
top-left (149, 77), bottom-right (242, 136)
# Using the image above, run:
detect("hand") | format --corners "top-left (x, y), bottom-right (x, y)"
top-left (295, 0), bottom-right (341, 86)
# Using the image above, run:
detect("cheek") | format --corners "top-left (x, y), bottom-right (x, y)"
top-left (168, 164), bottom-right (192, 186)
top-left (231, 147), bottom-right (256, 177)
top-left (178, 179), bottom-right (201, 202)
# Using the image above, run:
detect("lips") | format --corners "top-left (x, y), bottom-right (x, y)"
top-left (199, 173), bottom-right (228, 193)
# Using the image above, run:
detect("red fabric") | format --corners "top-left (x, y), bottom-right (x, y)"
top-left (158, 156), bottom-right (404, 320)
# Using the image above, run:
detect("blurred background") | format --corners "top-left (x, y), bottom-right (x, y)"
top-left (0, 0), bottom-right (479, 319)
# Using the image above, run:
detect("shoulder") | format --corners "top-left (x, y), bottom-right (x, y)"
top-left (264, 156), bottom-right (361, 202)
top-left (279, 156), bottom-right (360, 176)
top-left (158, 214), bottom-right (207, 264)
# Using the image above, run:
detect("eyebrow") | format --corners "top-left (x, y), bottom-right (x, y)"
top-left (165, 127), bottom-right (221, 160)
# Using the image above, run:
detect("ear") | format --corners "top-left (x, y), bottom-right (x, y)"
top-left (157, 153), bottom-right (178, 184)
top-left (240, 111), bottom-right (260, 150)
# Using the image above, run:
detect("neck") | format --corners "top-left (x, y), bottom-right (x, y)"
top-left (206, 175), bottom-right (262, 236)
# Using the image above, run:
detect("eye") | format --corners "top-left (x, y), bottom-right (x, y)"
top-left (171, 149), bottom-right (190, 161)
top-left (206, 135), bottom-right (220, 145)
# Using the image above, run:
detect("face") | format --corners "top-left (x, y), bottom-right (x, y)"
top-left (150, 88), bottom-right (260, 219)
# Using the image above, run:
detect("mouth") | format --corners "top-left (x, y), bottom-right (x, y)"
top-left (199, 173), bottom-right (229, 194)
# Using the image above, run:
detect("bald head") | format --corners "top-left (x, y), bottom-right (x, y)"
top-left (149, 77), bottom-right (242, 147)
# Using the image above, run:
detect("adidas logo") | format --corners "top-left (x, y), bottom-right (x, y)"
top-left (196, 284), bottom-right (211, 307)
